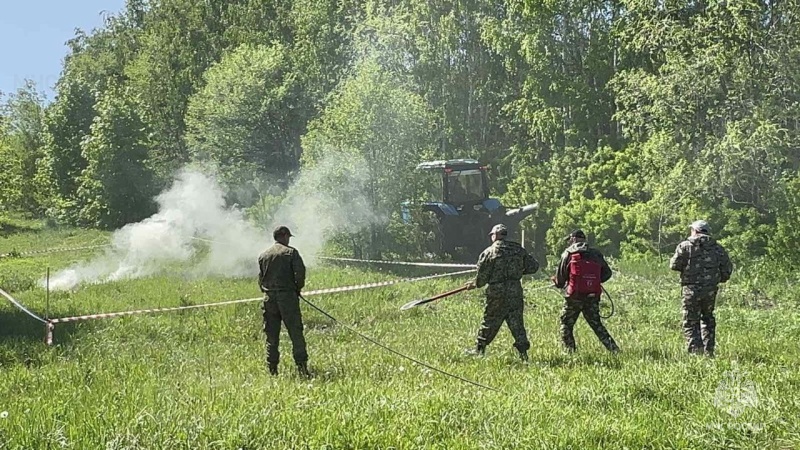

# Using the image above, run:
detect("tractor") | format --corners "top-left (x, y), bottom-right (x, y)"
top-left (401, 158), bottom-right (538, 261)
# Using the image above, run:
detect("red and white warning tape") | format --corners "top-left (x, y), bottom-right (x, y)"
top-left (1, 241), bottom-right (476, 271)
top-left (319, 256), bottom-right (476, 269)
top-left (0, 244), bottom-right (110, 259)
top-left (2, 268), bottom-right (476, 345)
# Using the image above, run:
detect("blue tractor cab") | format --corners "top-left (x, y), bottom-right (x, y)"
top-left (402, 159), bottom-right (538, 260)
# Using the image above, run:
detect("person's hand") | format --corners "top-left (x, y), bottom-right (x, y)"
top-left (464, 280), bottom-right (477, 290)
top-left (549, 275), bottom-right (557, 286)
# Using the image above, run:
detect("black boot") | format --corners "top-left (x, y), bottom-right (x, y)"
top-left (465, 343), bottom-right (486, 357)
top-left (268, 363), bottom-right (278, 376)
top-left (297, 362), bottom-right (311, 378)
top-left (518, 350), bottom-right (529, 362)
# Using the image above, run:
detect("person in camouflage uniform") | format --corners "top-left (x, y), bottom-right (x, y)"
top-left (553, 229), bottom-right (619, 353)
top-left (465, 223), bottom-right (539, 361)
top-left (669, 220), bottom-right (733, 356)
top-left (258, 226), bottom-right (311, 377)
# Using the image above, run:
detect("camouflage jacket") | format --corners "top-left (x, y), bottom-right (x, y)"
top-left (475, 239), bottom-right (539, 297)
top-left (258, 243), bottom-right (306, 293)
top-left (669, 234), bottom-right (732, 286)
top-left (554, 242), bottom-right (612, 290)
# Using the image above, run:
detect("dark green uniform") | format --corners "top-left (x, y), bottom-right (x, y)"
top-left (474, 239), bottom-right (539, 354)
top-left (669, 233), bottom-right (733, 355)
top-left (554, 242), bottom-right (618, 352)
top-left (258, 242), bottom-right (307, 367)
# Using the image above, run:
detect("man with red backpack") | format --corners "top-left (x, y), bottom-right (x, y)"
top-left (552, 229), bottom-right (619, 353)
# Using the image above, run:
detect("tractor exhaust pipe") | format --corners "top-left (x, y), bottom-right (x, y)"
top-left (505, 203), bottom-right (539, 222)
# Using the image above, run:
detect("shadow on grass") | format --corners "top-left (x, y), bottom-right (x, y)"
top-left (637, 346), bottom-right (678, 362)
top-left (259, 363), bottom-right (348, 382)
top-left (0, 221), bottom-right (39, 238)
top-left (730, 349), bottom-right (775, 365)
top-left (0, 309), bottom-right (90, 368)
top-left (534, 352), bottom-right (625, 370)
top-left (308, 365), bottom-right (350, 383)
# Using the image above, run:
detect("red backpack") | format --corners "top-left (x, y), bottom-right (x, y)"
top-left (566, 252), bottom-right (602, 296)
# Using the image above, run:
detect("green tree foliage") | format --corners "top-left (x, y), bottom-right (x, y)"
top-left (771, 175), bottom-right (800, 270)
top-left (76, 83), bottom-right (156, 228)
top-left (125, 0), bottom-right (226, 180)
top-left (185, 43), bottom-right (301, 199)
top-left (4, 0), bottom-right (798, 268)
top-left (0, 82), bottom-right (47, 213)
top-left (38, 8), bottom-right (144, 223)
top-left (302, 58), bottom-right (434, 255)
top-left (39, 76), bottom-right (96, 223)
top-left (609, 0), bottom-right (800, 260)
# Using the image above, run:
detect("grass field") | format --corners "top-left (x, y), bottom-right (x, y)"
top-left (1, 219), bottom-right (799, 449)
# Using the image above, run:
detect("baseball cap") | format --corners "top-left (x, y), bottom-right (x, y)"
top-left (488, 224), bottom-right (508, 235)
top-left (690, 220), bottom-right (710, 233)
top-left (273, 225), bottom-right (294, 240)
top-left (564, 229), bottom-right (586, 241)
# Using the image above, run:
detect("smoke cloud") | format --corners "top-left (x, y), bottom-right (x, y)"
top-left (269, 152), bottom-right (382, 262)
top-left (47, 153), bottom-right (383, 291)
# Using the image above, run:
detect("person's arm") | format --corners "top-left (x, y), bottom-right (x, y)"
top-left (669, 243), bottom-right (688, 273)
top-left (718, 245), bottom-right (733, 283)
top-left (554, 252), bottom-right (570, 289)
top-left (473, 250), bottom-right (494, 289)
top-left (258, 256), bottom-right (267, 293)
top-left (293, 250), bottom-right (306, 292)
top-left (523, 250), bottom-right (539, 275)
top-left (598, 252), bottom-right (612, 283)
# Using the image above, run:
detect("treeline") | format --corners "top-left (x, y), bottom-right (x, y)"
top-left (1, 0), bottom-right (799, 266)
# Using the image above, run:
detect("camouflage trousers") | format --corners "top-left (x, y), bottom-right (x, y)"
top-left (476, 295), bottom-right (530, 352)
top-left (560, 295), bottom-right (618, 352)
top-left (681, 284), bottom-right (717, 355)
top-left (263, 292), bottom-right (308, 366)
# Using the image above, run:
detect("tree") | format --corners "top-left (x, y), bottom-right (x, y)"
top-left (39, 8), bottom-right (144, 223)
top-left (185, 43), bottom-right (301, 201)
top-left (301, 58), bottom-right (434, 256)
top-left (76, 83), bottom-right (156, 228)
top-left (0, 81), bottom-right (47, 213)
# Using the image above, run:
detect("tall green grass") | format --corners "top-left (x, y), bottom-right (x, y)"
top-left (0, 228), bottom-right (798, 449)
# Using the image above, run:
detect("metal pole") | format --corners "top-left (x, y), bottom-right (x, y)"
top-left (45, 267), bottom-right (50, 320)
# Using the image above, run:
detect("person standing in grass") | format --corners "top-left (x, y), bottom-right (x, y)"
top-left (552, 229), bottom-right (619, 353)
top-left (258, 225), bottom-right (311, 377)
top-left (465, 223), bottom-right (539, 361)
top-left (669, 220), bottom-right (733, 357)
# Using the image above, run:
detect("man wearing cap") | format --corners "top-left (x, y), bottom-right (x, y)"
top-left (464, 223), bottom-right (539, 361)
top-left (258, 226), bottom-right (310, 377)
top-left (552, 229), bottom-right (619, 353)
top-left (670, 220), bottom-right (733, 356)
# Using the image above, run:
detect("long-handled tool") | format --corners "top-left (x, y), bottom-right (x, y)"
top-left (400, 285), bottom-right (470, 311)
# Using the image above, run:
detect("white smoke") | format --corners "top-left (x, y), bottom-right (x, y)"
top-left (46, 153), bottom-right (383, 290)
top-left (268, 152), bottom-right (383, 263)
